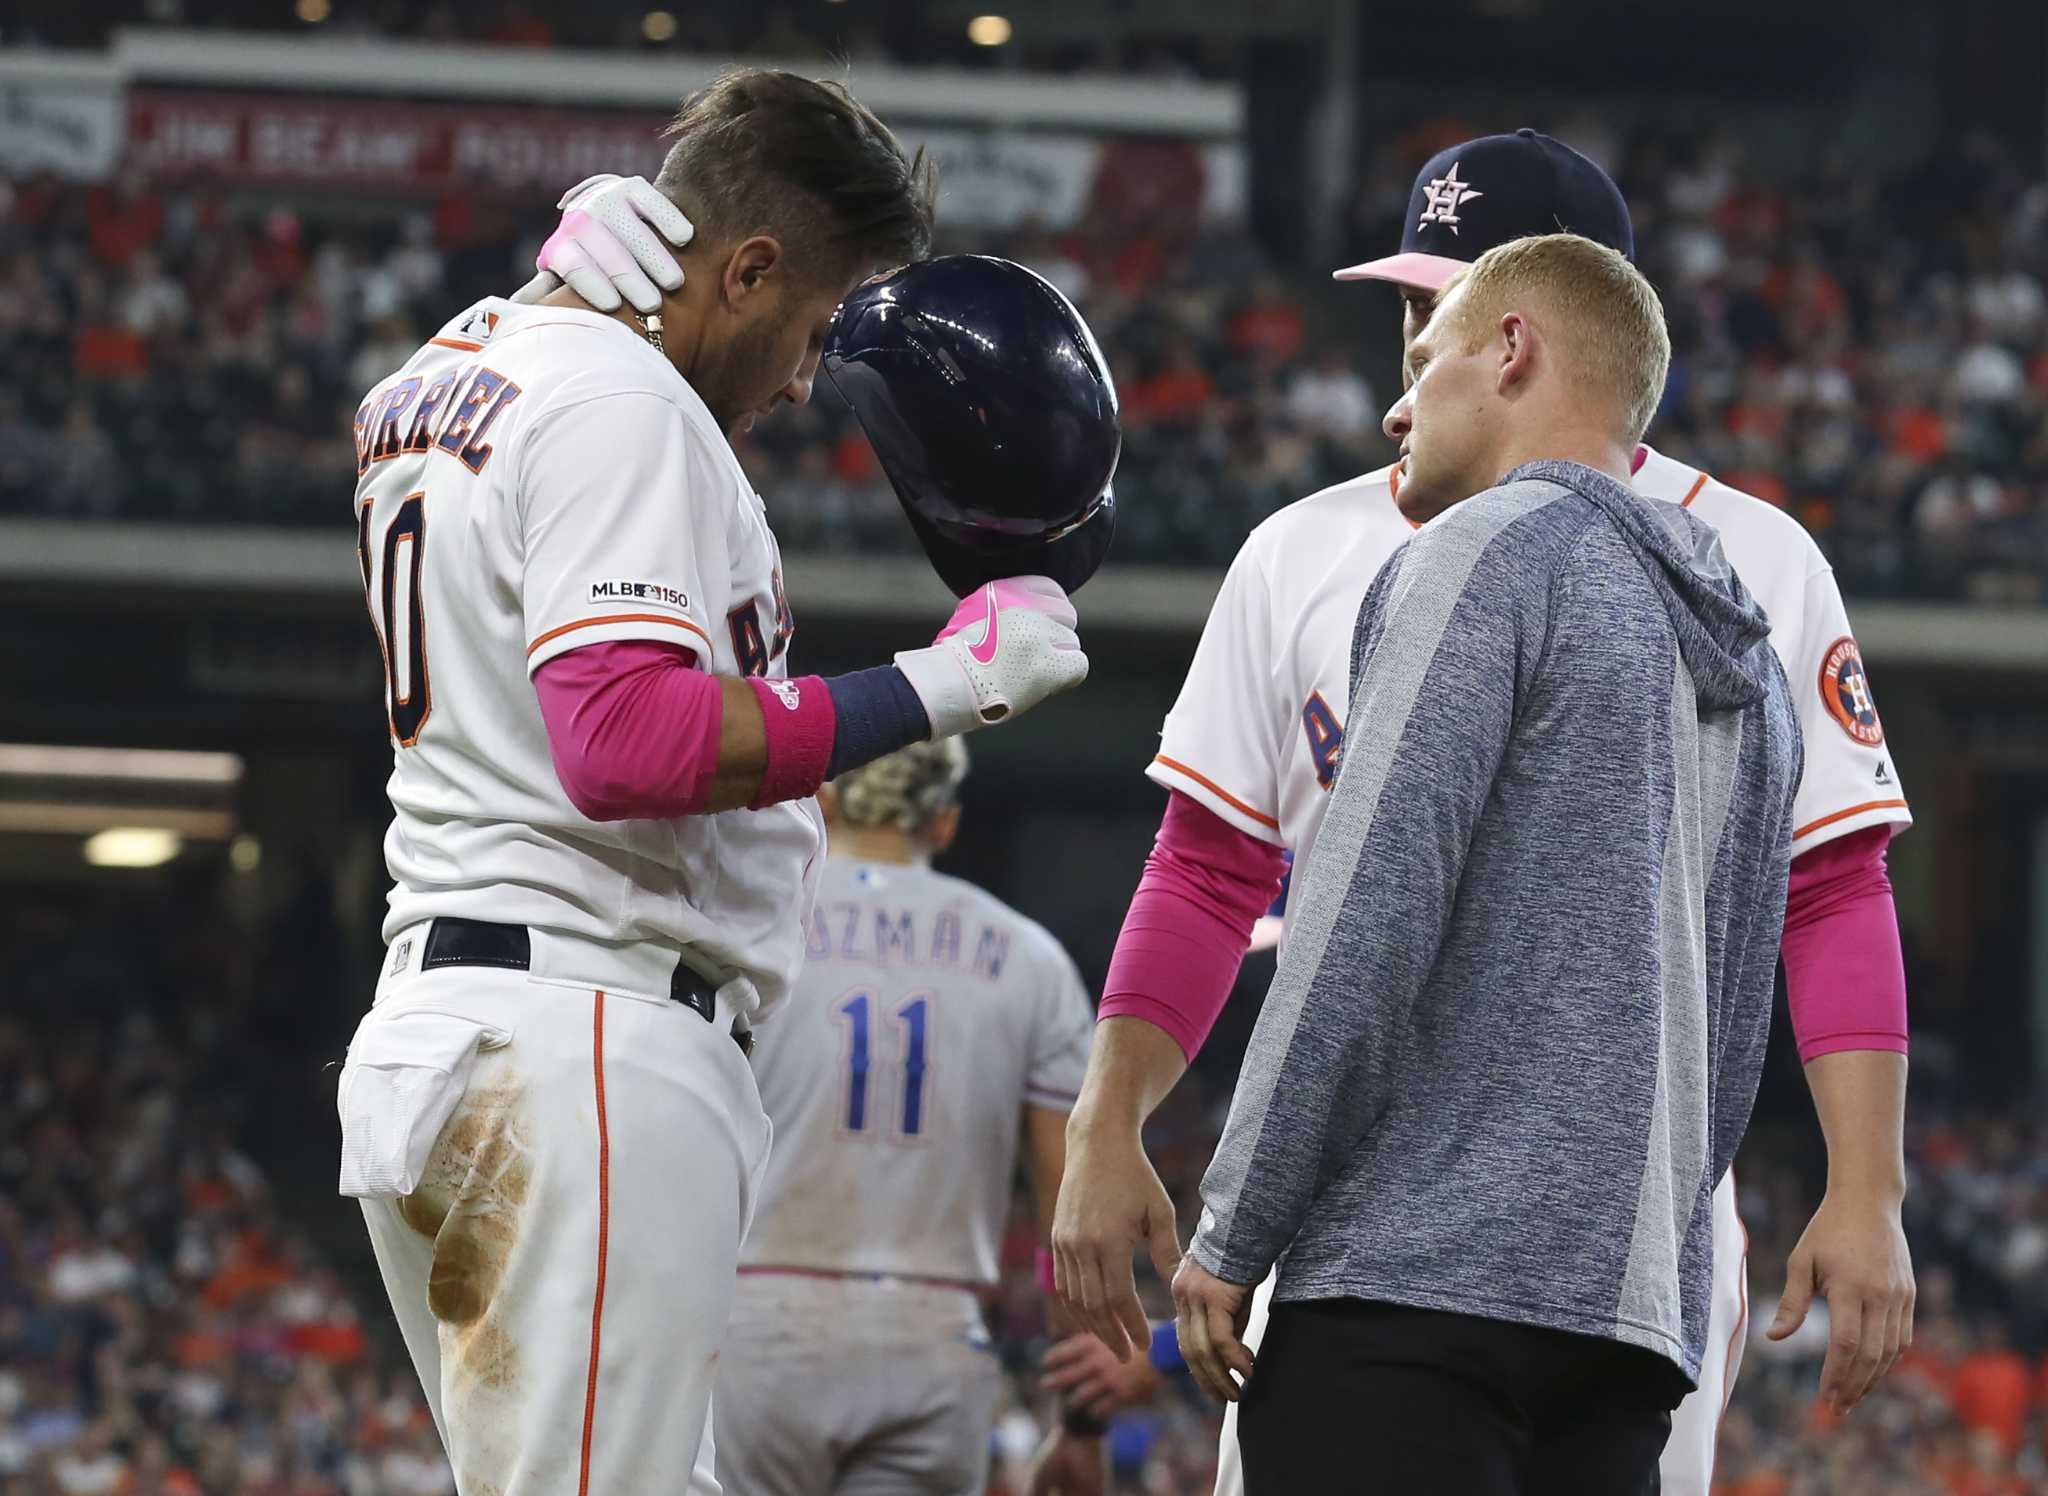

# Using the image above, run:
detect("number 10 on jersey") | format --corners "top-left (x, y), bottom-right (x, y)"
top-left (837, 991), bottom-right (931, 1140)
top-left (358, 492), bottom-right (431, 746)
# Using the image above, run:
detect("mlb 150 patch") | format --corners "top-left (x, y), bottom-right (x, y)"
top-left (589, 580), bottom-right (690, 613)
top-left (1820, 635), bottom-right (1884, 746)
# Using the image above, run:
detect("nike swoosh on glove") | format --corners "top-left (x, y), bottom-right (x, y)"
top-left (894, 576), bottom-right (1089, 738)
top-left (510, 174), bottom-right (693, 315)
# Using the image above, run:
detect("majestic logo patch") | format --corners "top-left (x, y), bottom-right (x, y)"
top-left (589, 580), bottom-right (689, 613)
top-left (1820, 636), bottom-right (1884, 746)
top-left (1418, 163), bottom-right (1484, 235)
top-left (388, 938), bottom-right (413, 976)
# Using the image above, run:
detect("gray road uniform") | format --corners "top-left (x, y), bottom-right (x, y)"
top-left (716, 856), bottom-right (1094, 1496)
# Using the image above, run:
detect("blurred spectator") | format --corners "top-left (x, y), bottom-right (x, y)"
top-left (51, 400), bottom-right (118, 518)
top-left (1951, 1323), bottom-right (2031, 1456)
top-left (1951, 323), bottom-right (2028, 406)
top-left (1285, 345), bottom-right (1378, 450)
top-left (1125, 338), bottom-right (1218, 429)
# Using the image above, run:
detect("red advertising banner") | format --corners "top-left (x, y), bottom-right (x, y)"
top-left (126, 88), bottom-right (673, 191)
top-left (117, 86), bottom-right (1245, 225)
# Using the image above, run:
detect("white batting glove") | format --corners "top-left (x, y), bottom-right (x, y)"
top-left (895, 576), bottom-right (1089, 738)
top-left (511, 174), bottom-right (693, 315)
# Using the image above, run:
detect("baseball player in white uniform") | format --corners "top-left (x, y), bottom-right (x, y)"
top-left (334, 72), bottom-right (1092, 1496)
top-left (1047, 133), bottom-right (1914, 1496)
top-left (711, 739), bottom-right (1098, 1496)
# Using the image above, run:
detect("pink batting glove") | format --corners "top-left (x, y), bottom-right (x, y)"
top-left (895, 575), bottom-right (1087, 737)
top-left (933, 575), bottom-right (1077, 643)
top-left (517, 174), bottom-right (692, 315)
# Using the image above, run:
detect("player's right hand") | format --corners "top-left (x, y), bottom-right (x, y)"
top-left (512, 174), bottom-right (693, 315)
top-left (894, 576), bottom-right (1089, 740)
top-left (1767, 1186), bottom-right (1916, 1414)
top-left (1051, 1112), bottom-right (1182, 1363)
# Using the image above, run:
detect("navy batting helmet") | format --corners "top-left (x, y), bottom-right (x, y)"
top-left (821, 255), bottom-right (1119, 597)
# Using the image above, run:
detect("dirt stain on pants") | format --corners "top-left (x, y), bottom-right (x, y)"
top-left (400, 1069), bottom-right (534, 1487)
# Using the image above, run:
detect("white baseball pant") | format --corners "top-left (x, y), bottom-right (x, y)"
top-left (1210, 1170), bottom-right (1748, 1495)
top-left (340, 928), bottom-right (772, 1496)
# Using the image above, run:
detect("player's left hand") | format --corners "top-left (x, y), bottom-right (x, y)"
top-left (1766, 1186), bottom-right (1915, 1414)
top-left (512, 173), bottom-right (693, 315)
top-left (1024, 1427), bottom-right (1106, 1496)
top-left (1171, 1255), bottom-right (1254, 1403)
top-left (1041, 1332), bottom-right (1166, 1417)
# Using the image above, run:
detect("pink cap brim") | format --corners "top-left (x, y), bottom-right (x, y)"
top-left (1331, 251), bottom-right (1467, 291)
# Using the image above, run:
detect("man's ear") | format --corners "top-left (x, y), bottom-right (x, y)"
top-left (1497, 311), bottom-right (1537, 395)
top-left (721, 235), bottom-right (786, 305)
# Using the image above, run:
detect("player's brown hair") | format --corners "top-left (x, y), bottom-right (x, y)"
top-left (654, 69), bottom-right (936, 284)
top-left (1439, 233), bottom-right (1671, 444)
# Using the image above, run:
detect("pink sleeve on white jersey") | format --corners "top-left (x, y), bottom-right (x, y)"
top-left (1781, 825), bottom-right (1909, 1062)
top-left (532, 639), bottom-right (723, 820)
top-left (1099, 790), bottom-right (1289, 1061)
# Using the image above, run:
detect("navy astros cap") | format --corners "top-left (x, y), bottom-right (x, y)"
top-left (1334, 128), bottom-right (1633, 291)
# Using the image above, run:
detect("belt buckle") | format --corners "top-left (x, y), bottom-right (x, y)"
top-left (730, 1019), bottom-right (755, 1059)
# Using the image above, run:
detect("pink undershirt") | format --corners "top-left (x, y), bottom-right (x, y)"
top-left (533, 640), bottom-right (725, 820)
top-left (1779, 823), bottom-right (1909, 1061)
top-left (1099, 792), bottom-right (1289, 1058)
top-left (532, 639), bottom-right (834, 819)
top-left (1100, 790), bottom-right (1908, 1066)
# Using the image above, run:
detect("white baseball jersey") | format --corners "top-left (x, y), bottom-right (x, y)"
top-left (738, 856), bottom-right (1094, 1284)
top-left (350, 297), bottom-right (824, 1017)
top-left (1150, 450), bottom-right (1912, 870)
top-left (1157, 450), bottom-right (1909, 1496)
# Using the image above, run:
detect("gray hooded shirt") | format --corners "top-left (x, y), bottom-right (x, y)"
top-left (1188, 459), bottom-right (1802, 1381)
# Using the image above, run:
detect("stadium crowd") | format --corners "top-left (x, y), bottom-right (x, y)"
top-left (4, 122), bottom-right (2048, 599)
top-left (0, 882), bottom-right (2044, 1494)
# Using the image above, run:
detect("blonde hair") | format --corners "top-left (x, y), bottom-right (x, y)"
top-left (1440, 233), bottom-right (1671, 444)
top-left (829, 738), bottom-right (969, 834)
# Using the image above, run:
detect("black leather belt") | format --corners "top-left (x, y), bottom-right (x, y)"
top-left (420, 917), bottom-right (752, 1056)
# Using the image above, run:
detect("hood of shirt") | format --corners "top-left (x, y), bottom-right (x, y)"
top-left (1504, 459), bottom-right (1774, 712)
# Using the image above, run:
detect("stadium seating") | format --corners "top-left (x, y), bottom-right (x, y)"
top-left (7, 125), bottom-right (2048, 602)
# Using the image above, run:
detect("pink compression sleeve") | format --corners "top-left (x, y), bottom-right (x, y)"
top-left (1780, 825), bottom-right (1909, 1063)
top-left (532, 639), bottom-right (724, 820)
top-left (1099, 790), bottom-right (1290, 1062)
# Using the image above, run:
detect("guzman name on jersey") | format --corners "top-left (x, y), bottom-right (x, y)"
top-left (805, 896), bottom-right (1014, 979)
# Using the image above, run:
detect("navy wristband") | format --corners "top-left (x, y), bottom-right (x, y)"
top-left (823, 665), bottom-right (933, 780)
